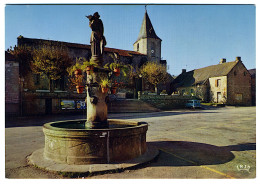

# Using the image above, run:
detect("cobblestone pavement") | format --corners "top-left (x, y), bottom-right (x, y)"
top-left (5, 106), bottom-right (256, 179)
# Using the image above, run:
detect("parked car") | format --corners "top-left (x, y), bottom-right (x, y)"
top-left (185, 99), bottom-right (201, 108)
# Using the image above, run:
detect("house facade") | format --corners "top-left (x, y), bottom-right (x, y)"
top-left (171, 57), bottom-right (252, 106)
top-left (248, 69), bottom-right (256, 106)
top-left (5, 52), bottom-right (20, 116)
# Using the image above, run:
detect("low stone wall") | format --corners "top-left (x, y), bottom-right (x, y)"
top-left (22, 91), bottom-right (86, 115)
top-left (20, 91), bottom-right (194, 115)
top-left (138, 92), bottom-right (193, 110)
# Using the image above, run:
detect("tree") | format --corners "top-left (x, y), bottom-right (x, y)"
top-left (7, 45), bottom-right (33, 78)
top-left (140, 61), bottom-right (168, 94)
top-left (31, 45), bottom-right (73, 92)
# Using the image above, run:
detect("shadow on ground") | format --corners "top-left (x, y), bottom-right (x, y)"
top-left (148, 141), bottom-right (256, 167)
top-left (5, 110), bottom-right (218, 128)
top-left (113, 110), bottom-right (218, 120)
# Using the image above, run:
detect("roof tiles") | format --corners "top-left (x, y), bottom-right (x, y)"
top-left (174, 61), bottom-right (239, 87)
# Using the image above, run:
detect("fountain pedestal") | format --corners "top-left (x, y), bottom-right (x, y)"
top-left (85, 67), bottom-right (110, 128)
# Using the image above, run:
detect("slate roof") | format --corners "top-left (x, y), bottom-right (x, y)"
top-left (173, 61), bottom-right (239, 87)
top-left (17, 36), bottom-right (145, 57)
top-left (248, 69), bottom-right (256, 77)
top-left (104, 47), bottom-right (145, 57)
top-left (135, 11), bottom-right (161, 43)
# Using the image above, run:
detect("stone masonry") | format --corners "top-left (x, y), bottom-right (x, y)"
top-left (5, 52), bottom-right (20, 115)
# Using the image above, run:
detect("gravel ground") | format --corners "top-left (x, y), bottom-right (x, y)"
top-left (5, 106), bottom-right (256, 179)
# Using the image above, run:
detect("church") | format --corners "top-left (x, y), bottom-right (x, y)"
top-left (5, 10), bottom-right (167, 116)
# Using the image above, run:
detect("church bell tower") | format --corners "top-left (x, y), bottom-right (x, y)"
top-left (133, 9), bottom-right (162, 62)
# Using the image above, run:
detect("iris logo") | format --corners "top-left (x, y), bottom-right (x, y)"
top-left (237, 164), bottom-right (250, 173)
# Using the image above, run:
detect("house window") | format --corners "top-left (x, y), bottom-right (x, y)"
top-left (137, 43), bottom-right (139, 51)
top-left (217, 79), bottom-right (221, 87)
top-left (34, 74), bottom-right (40, 85)
top-left (235, 93), bottom-right (243, 103)
top-left (244, 71), bottom-right (246, 76)
top-left (54, 75), bottom-right (65, 91)
top-left (234, 71), bottom-right (237, 76)
top-left (190, 89), bottom-right (194, 94)
top-left (215, 79), bottom-right (221, 87)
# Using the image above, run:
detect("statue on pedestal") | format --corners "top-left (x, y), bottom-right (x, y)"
top-left (85, 12), bottom-right (109, 128)
top-left (86, 12), bottom-right (106, 63)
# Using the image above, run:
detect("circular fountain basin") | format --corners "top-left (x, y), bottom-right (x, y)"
top-left (43, 119), bottom-right (148, 165)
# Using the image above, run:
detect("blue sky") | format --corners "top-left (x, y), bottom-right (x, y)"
top-left (5, 4), bottom-right (255, 75)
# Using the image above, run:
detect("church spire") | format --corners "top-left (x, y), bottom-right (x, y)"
top-left (133, 9), bottom-right (162, 62)
top-left (135, 10), bottom-right (161, 43)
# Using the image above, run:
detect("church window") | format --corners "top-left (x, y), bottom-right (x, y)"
top-left (151, 42), bottom-right (155, 57)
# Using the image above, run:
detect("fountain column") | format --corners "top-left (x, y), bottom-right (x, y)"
top-left (85, 12), bottom-right (109, 128)
top-left (85, 67), bottom-right (110, 128)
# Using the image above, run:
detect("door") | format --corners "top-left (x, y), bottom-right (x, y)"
top-left (45, 98), bottom-right (52, 114)
top-left (134, 77), bottom-right (143, 99)
top-left (217, 92), bottom-right (221, 103)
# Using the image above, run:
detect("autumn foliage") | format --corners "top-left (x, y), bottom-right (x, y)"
top-left (140, 61), bottom-right (168, 93)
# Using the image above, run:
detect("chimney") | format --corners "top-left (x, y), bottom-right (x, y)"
top-left (219, 58), bottom-right (226, 64)
top-left (236, 56), bottom-right (241, 62)
top-left (182, 69), bottom-right (186, 74)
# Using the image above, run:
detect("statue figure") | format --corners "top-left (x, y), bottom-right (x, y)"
top-left (86, 12), bottom-right (106, 62)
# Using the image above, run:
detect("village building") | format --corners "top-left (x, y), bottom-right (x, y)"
top-left (5, 10), bottom-right (167, 116)
top-left (170, 57), bottom-right (252, 106)
top-left (5, 52), bottom-right (20, 115)
top-left (248, 69), bottom-right (256, 106)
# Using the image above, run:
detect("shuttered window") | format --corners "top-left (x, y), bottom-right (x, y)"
top-left (215, 79), bottom-right (221, 87)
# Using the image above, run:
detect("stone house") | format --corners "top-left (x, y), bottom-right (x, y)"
top-left (171, 57), bottom-right (252, 106)
top-left (5, 52), bottom-right (20, 116)
top-left (248, 69), bottom-right (256, 106)
top-left (17, 36), bottom-right (147, 91)
top-left (5, 10), bottom-right (168, 116)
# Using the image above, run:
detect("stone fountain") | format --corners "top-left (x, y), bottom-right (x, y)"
top-left (28, 12), bottom-right (158, 175)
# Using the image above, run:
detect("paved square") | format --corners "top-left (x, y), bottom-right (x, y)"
top-left (5, 106), bottom-right (256, 179)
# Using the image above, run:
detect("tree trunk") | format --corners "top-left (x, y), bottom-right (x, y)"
top-left (49, 78), bottom-right (54, 92)
top-left (155, 85), bottom-right (159, 95)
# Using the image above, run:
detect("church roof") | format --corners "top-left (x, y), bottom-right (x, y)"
top-left (17, 36), bottom-right (145, 57)
top-left (135, 11), bottom-right (161, 43)
top-left (173, 61), bottom-right (239, 87)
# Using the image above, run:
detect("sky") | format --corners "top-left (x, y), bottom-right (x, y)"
top-left (5, 4), bottom-right (256, 76)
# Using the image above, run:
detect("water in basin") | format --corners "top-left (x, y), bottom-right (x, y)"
top-left (51, 120), bottom-right (136, 129)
